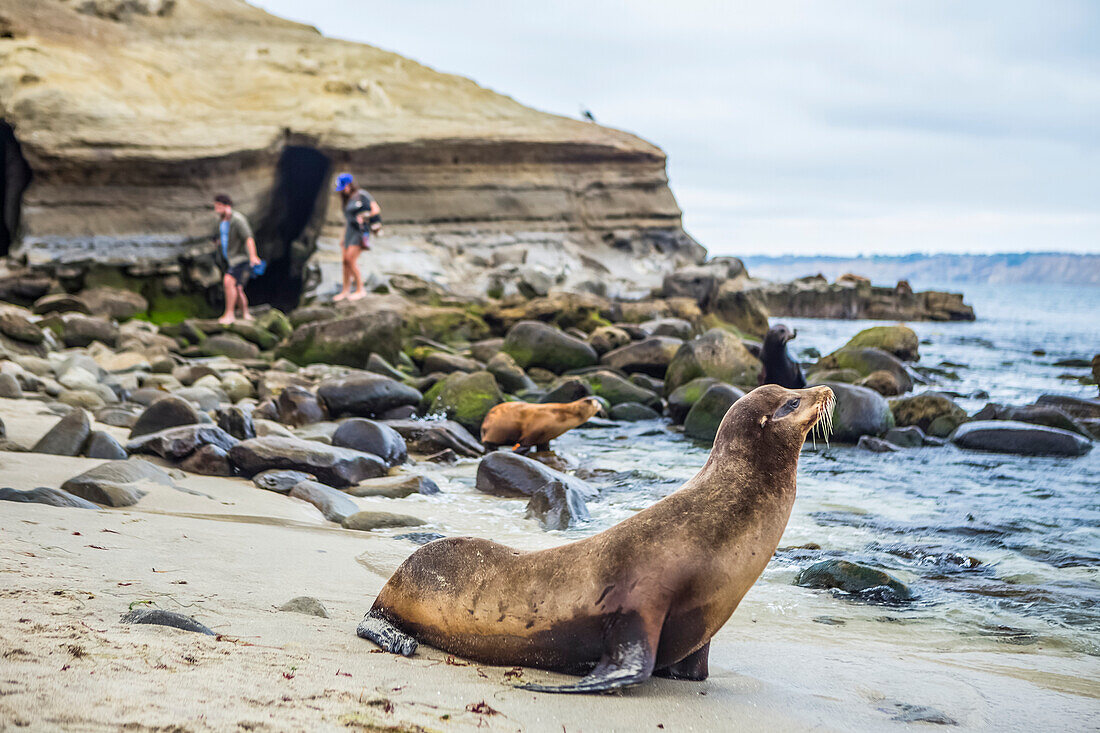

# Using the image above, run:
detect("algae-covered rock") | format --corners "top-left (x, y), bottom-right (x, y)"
top-left (588, 326), bottom-right (632, 356)
top-left (812, 347), bottom-right (913, 393)
top-left (845, 325), bottom-right (919, 362)
top-left (486, 352), bottom-right (537, 394)
top-left (664, 328), bottom-right (761, 395)
top-left (423, 371), bottom-right (504, 433)
top-left (683, 384), bottom-right (745, 444)
top-left (582, 370), bottom-right (661, 407)
top-left (795, 560), bottom-right (913, 603)
top-left (709, 282), bottom-right (770, 338)
top-left (826, 382), bottom-right (895, 443)
top-left (502, 321), bottom-right (598, 374)
top-left (890, 392), bottom-right (968, 438)
top-left (256, 308), bottom-right (293, 340)
top-left (278, 311), bottom-right (403, 367)
top-left (667, 377), bottom-right (719, 424)
top-left (600, 337), bottom-right (683, 377)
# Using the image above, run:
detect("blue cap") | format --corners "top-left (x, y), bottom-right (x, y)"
top-left (334, 173), bottom-right (354, 191)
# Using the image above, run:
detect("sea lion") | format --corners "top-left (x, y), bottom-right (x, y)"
top-left (357, 384), bottom-right (835, 693)
top-left (480, 397), bottom-right (602, 451)
top-left (759, 324), bottom-right (806, 389)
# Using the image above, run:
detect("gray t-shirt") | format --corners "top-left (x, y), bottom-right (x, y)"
top-left (344, 190), bottom-right (375, 230)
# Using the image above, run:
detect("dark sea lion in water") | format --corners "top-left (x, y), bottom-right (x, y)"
top-left (759, 324), bottom-right (806, 389)
top-left (480, 397), bottom-right (602, 451)
top-left (357, 384), bottom-right (835, 693)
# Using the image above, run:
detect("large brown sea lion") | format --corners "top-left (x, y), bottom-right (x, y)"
top-left (357, 384), bottom-right (835, 693)
top-left (480, 397), bottom-right (602, 451)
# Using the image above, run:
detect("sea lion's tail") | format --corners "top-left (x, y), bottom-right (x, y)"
top-left (356, 610), bottom-right (418, 656)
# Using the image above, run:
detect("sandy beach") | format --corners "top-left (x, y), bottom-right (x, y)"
top-left (1, 400), bottom-right (1096, 732)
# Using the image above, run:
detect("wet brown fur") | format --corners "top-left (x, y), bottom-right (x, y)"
top-left (480, 397), bottom-right (601, 449)
top-left (370, 385), bottom-right (835, 678)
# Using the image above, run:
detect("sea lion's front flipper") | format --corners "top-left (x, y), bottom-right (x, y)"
top-left (520, 612), bottom-right (657, 694)
top-left (654, 641), bottom-right (710, 681)
top-left (356, 609), bottom-right (418, 656)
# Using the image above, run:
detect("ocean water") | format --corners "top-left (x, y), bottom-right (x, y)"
top-left (533, 283), bottom-right (1100, 657)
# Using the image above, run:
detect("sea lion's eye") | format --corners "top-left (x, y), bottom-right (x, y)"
top-left (773, 397), bottom-right (801, 419)
top-left (787, 398), bottom-right (800, 409)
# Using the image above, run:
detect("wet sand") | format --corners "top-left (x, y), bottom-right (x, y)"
top-left (1, 402), bottom-right (1097, 731)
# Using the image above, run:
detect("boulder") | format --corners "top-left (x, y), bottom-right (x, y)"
top-left (382, 418), bottom-right (485, 458)
top-left (345, 474), bottom-right (440, 498)
top-left (502, 321), bottom-right (598, 374)
top-left (486, 352), bottom-right (536, 394)
top-left (276, 385), bottom-right (327, 427)
top-left (795, 560), bottom-right (913, 602)
top-left (61, 315), bottom-right (119, 348)
top-left (664, 328), bottom-right (762, 395)
top-left (475, 451), bottom-right (596, 500)
top-left (422, 371), bottom-right (504, 433)
top-left (178, 444), bottom-right (233, 476)
top-left (600, 337), bottom-right (683, 377)
top-left (951, 421), bottom-right (1092, 457)
top-left (587, 326), bottom-right (632, 356)
top-left (32, 409), bottom-right (92, 456)
top-left (1034, 395), bottom-right (1100, 421)
top-left (667, 377), bottom-right (720, 424)
top-left (857, 436), bottom-right (900, 453)
top-left (826, 383), bottom-right (895, 443)
top-left (78, 288), bottom-right (148, 321)
top-left (708, 282), bottom-right (770, 338)
top-left (331, 419), bottom-right (407, 467)
top-left (609, 402), bottom-right (661, 421)
top-left (0, 486), bottom-right (98, 509)
top-left (60, 458), bottom-right (176, 507)
top-left (229, 436), bottom-right (387, 486)
top-left (857, 370), bottom-right (904, 397)
top-left (421, 351), bottom-right (481, 374)
top-left (126, 424), bottom-right (237, 461)
top-left (539, 377), bottom-right (593, 403)
top-left (202, 333), bottom-right (260, 360)
top-left (317, 375), bottom-right (422, 418)
top-left (812, 347), bottom-right (914, 394)
top-left (84, 431), bottom-right (128, 460)
top-left (216, 406), bottom-right (256, 440)
top-left (583, 370), bottom-right (661, 407)
top-left (220, 372), bottom-right (254, 402)
top-left (33, 293), bottom-right (88, 315)
top-left (971, 403), bottom-right (1091, 438)
top-left (120, 609), bottom-right (215, 636)
top-left (289, 480), bottom-right (360, 522)
top-left (253, 469), bottom-right (316, 494)
top-left (0, 373), bottom-right (23, 399)
top-left (640, 318), bottom-right (694, 340)
top-left (0, 311), bottom-right (45, 344)
top-left (470, 338), bottom-right (505, 363)
top-left (365, 353), bottom-right (407, 381)
top-left (277, 310), bottom-right (403, 367)
top-left (807, 368), bottom-right (861, 385)
top-left (341, 511), bottom-right (427, 531)
top-left (684, 384), bottom-right (745, 444)
top-left (525, 479), bottom-right (590, 530)
top-left (883, 426), bottom-right (928, 448)
top-left (278, 596), bottom-right (330, 618)
top-left (889, 392), bottom-right (968, 438)
top-left (844, 325), bottom-right (919, 361)
top-left (130, 396), bottom-right (202, 438)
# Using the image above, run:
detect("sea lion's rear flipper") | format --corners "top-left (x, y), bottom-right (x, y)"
top-left (520, 612), bottom-right (657, 694)
top-left (653, 641), bottom-right (710, 681)
top-left (356, 610), bottom-right (418, 656)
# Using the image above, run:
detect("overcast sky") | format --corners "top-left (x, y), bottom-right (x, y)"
top-left (255, 0), bottom-right (1099, 257)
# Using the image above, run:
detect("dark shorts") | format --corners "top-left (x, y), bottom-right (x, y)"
top-left (225, 262), bottom-right (250, 286)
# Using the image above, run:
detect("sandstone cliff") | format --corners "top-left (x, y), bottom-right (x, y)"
top-left (0, 0), bottom-right (703, 311)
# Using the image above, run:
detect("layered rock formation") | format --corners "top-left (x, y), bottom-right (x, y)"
top-left (0, 0), bottom-right (703, 312)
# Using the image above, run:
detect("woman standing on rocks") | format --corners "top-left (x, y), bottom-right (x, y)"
top-left (334, 173), bottom-right (381, 302)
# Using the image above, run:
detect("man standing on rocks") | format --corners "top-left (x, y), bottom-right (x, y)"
top-left (212, 193), bottom-right (261, 324)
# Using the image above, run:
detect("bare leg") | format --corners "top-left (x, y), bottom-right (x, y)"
top-left (347, 244), bottom-right (366, 300)
top-left (334, 245), bottom-right (351, 301)
top-left (237, 283), bottom-right (252, 321)
top-left (218, 273), bottom-right (237, 324)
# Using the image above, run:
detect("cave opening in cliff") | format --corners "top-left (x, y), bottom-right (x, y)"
top-left (0, 122), bottom-right (32, 258)
top-left (248, 145), bottom-right (330, 311)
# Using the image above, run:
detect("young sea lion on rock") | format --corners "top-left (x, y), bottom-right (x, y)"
top-left (759, 324), bottom-right (806, 389)
top-left (480, 397), bottom-right (602, 451)
top-left (357, 384), bottom-right (835, 693)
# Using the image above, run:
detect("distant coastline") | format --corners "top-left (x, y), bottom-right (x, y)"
top-left (738, 252), bottom-right (1100, 288)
